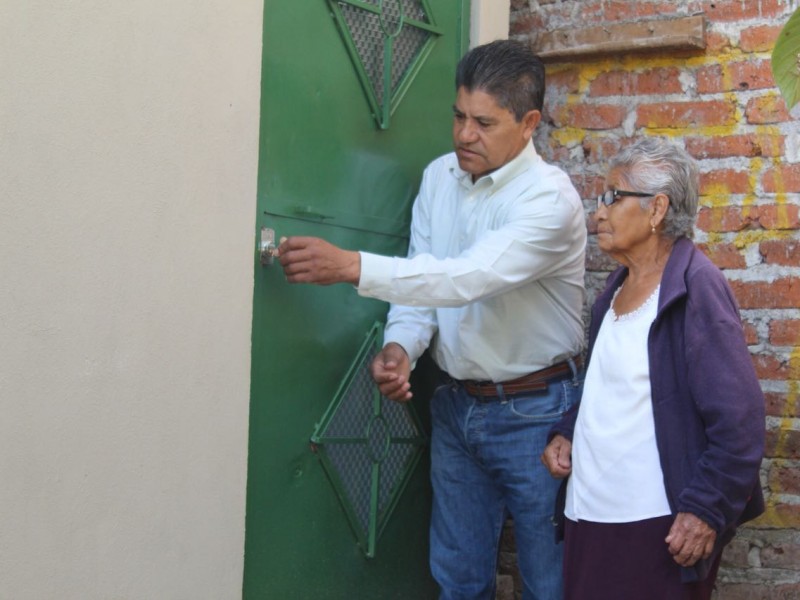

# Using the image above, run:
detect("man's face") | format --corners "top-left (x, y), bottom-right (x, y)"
top-left (452, 86), bottom-right (541, 181)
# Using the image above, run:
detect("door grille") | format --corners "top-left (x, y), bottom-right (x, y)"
top-left (329, 0), bottom-right (442, 129)
top-left (311, 322), bottom-right (428, 558)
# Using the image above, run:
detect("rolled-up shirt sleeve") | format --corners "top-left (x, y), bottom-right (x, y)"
top-left (358, 187), bottom-right (583, 307)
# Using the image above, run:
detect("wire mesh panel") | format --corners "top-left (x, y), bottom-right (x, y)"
top-left (311, 322), bottom-right (428, 558)
top-left (328, 0), bottom-right (442, 129)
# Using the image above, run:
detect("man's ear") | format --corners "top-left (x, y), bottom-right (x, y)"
top-left (522, 109), bottom-right (542, 139)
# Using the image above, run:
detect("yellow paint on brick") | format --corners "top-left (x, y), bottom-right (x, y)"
top-left (720, 64), bottom-right (734, 94)
top-left (577, 71), bottom-right (593, 95)
top-left (765, 156), bottom-right (792, 204)
top-left (731, 229), bottom-right (792, 250)
top-left (764, 160), bottom-right (796, 232)
top-left (772, 205), bottom-right (797, 230)
top-left (615, 55), bottom-right (714, 70)
top-left (644, 129), bottom-right (685, 139)
top-left (551, 128), bottom-right (585, 148)
top-left (559, 51), bottom-right (770, 104)
top-left (755, 501), bottom-right (800, 529)
top-left (756, 345), bottom-right (799, 525)
top-left (745, 157), bottom-right (761, 206)
top-left (727, 91), bottom-right (746, 128)
top-left (698, 194), bottom-right (714, 208)
top-left (789, 347), bottom-right (800, 382)
top-left (753, 124), bottom-right (783, 144)
top-left (757, 90), bottom-right (785, 108)
top-left (548, 46), bottom-right (766, 79)
top-left (646, 125), bottom-right (740, 138)
top-left (705, 181), bottom-right (735, 196)
top-left (618, 49), bottom-right (766, 72)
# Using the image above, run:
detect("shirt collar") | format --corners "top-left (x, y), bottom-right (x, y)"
top-left (451, 141), bottom-right (540, 190)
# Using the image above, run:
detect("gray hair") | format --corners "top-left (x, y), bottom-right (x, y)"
top-left (609, 138), bottom-right (699, 239)
top-left (455, 39), bottom-right (545, 121)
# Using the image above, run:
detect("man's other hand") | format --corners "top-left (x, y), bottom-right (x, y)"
top-left (370, 342), bottom-right (412, 402)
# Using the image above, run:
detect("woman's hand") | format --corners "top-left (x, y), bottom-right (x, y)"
top-left (665, 512), bottom-right (717, 567)
top-left (540, 434), bottom-right (572, 478)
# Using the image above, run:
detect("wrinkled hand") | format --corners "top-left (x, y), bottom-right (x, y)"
top-left (277, 236), bottom-right (361, 285)
top-left (370, 342), bottom-right (412, 402)
top-left (540, 434), bottom-right (572, 478)
top-left (665, 512), bottom-right (717, 567)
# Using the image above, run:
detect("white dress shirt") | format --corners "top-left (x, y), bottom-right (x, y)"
top-left (565, 285), bottom-right (672, 522)
top-left (357, 142), bottom-right (586, 381)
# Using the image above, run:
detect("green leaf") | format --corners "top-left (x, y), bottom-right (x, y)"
top-left (772, 8), bottom-right (800, 111)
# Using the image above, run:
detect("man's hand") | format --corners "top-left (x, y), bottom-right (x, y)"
top-left (665, 512), bottom-right (717, 567)
top-left (370, 342), bottom-right (412, 402)
top-left (277, 236), bottom-right (361, 285)
top-left (540, 434), bottom-right (572, 478)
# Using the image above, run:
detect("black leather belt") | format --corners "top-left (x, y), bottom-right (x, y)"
top-left (455, 357), bottom-right (581, 399)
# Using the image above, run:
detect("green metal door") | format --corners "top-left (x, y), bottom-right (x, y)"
top-left (244, 1), bottom-right (469, 598)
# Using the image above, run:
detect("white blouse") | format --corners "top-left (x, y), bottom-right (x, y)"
top-left (565, 284), bottom-right (672, 522)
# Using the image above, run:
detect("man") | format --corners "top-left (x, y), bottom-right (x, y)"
top-left (278, 40), bottom-right (586, 600)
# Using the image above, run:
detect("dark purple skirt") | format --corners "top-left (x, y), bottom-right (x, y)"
top-left (563, 516), bottom-right (721, 600)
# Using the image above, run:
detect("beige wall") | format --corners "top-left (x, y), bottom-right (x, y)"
top-left (0, 1), bottom-right (262, 598)
top-left (471, 0), bottom-right (510, 46)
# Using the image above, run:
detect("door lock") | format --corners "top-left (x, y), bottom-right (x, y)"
top-left (260, 227), bottom-right (280, 266)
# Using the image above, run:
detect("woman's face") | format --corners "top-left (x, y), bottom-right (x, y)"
top-left (594, 168), bottom-right (654, 259)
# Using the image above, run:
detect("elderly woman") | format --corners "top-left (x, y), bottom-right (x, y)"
top-left (541, 138), bottom-right (765, 599)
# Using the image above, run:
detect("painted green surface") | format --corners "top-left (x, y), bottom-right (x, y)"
top-left (243, 1), bottom-right (469, 598)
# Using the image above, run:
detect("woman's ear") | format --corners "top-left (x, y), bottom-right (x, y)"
top-left (651, 193), bottom-right (670, 227)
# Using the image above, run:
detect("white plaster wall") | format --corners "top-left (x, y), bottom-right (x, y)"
top-left (0, 1), bottom-right (262, 598)
top-left (471, 0), bottom-right (511, 46)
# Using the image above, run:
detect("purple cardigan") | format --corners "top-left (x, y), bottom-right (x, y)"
top-left (551, 237), bottom-right (765, 582)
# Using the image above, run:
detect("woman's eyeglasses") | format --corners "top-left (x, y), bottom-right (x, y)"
top-left (596, 189), bottom-right (654, 209)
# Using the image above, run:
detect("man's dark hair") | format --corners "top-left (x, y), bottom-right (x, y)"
top-left (455, 39), bottom-right (545, 121)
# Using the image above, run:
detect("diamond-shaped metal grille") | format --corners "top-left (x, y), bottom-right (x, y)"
top-left (311, 322), bottom-right (428, 558)
top-left (329, 0), bottom-right (442, 129)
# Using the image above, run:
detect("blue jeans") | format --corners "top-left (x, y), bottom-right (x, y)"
top-left (429, 372), bottom-right (581, 600)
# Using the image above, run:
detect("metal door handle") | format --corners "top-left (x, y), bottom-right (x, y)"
top-left (260, 227), bottom-right (279, 266)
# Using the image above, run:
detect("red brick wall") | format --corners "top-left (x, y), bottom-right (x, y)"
top-left (511, 0), bottom-right (800, 597)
